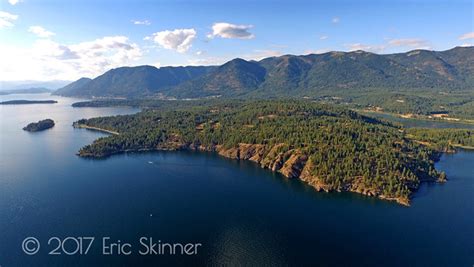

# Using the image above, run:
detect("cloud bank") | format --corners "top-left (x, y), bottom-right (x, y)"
top-left (0, 36), bottom-right (142, 81)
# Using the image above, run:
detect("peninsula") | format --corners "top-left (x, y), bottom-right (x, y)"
top-left (1, 100), bottom-right (58, 105)
top-left (73, 100), bottom-right (473, 205)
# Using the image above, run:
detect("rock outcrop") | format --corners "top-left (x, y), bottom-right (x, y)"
top-left (189, 142), bottom-right (412, 206)
top-left (78, 136), bottom-right (415, 206)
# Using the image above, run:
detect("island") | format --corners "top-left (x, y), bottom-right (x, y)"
top-left (23, 119), bottom-right (55, 132)
top-left (72, 100), bottom-right (474, 206)
top-left (1, 100), bottom-right (58, 105)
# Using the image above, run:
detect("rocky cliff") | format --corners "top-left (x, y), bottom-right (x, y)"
top-left (191, 143), bottom-right (410, 206)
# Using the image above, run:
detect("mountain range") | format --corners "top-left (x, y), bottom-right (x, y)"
top-left (54, 46), bottom-right (474, 99)
top-left (1, 80), bottom-right (70, 91)
top-left (0, 87), bottom-right (52, 95)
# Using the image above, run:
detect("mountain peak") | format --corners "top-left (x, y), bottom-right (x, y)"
top-left (220, 58), bottom-right (251, 68)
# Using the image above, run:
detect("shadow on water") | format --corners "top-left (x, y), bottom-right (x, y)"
top-left (101, 149), bottom-right (406, 208)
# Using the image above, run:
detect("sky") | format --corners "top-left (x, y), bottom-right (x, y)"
top-left (0, 0), bottom-right (472, 82)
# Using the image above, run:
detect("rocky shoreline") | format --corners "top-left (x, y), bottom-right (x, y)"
top-left (78, 139), bottom-right (417, 206)
top-left (213, 143), bottom-right (412, 206)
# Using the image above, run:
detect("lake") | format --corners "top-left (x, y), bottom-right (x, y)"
top-left (0, 94), bottom-right (473, 266)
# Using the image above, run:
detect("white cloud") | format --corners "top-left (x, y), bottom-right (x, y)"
top-left (387, 38), bottom-right (429, 49)
top-left (188, 49), bottom-right (281, 66)
top-left (8, 0), bottom-right (21, 5)
top-left (346, 43), bottom-right (385, 53)
top-left (345, 38), bottom-right (430, 53)
top-left (28, 26), bottom-right (55, 38)
top-left (0, 11), bottom-right (18, 29)
top-left (187, 55), bottom-right (230, 66)
top-left (132, 20), bottom-right (151, 25)
top-left (0, 36), bottom-right (142, 81)
top-left (320, 35), bottom-right (328, 40)
top-left (332, 17), bottom-right (340, 24)
top-left (242, 49), bottom-right (282, 60)
top-left (187, 48), bottom-right (280, 66)
top-left (148, 28), bottom-right (196, 53)
top-left (459, 32), bottom-right (474, 40)
top-left (32, 39), bottom-right (79, 59)
top-left (207, 22), bottom-right (254, 39)
top-left (304, 48), bottom-right (331, 54)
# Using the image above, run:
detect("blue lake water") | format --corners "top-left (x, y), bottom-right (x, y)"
top-left (0, 94), bottom-right (473, 266)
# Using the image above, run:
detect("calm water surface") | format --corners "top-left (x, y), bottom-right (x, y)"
top-left (0, 94), bottom-right (473, 266)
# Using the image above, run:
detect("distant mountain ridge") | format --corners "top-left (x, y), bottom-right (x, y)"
top-left (0, 87), bottom-right (52, 95)
top-left (54, 65), bottom-right (215, 98)
top-left (55, 46), bottom-right (474, 99)
top-left (1, 80), bottom-right (70, 91)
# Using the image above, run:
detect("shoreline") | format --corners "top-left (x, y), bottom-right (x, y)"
top-left (453, 144), bottom-right (474, 150)
top-left (77, 142), bottom-right (434, 206)
top-left (73, 123), bottom-right (120, 135)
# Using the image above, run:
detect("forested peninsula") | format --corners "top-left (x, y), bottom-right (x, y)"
top-left (73, 100), bottom-right (473, 205)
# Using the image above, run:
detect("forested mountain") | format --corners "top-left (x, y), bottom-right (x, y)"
top-left (167, 58), bottom-right (267, 98)
top-left (54, 65), bottom-right (215, 97)
top-left (56, 46), bottom-right (473, 99)
top-left (54, 77), bottom-right (92, 96)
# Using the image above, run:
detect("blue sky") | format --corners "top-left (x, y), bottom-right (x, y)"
top-left (0, 0), bottom-right (472, 81)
